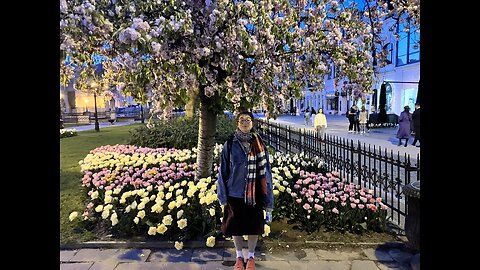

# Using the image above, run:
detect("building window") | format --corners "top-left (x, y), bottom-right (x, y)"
top-left (396, 18), bottom-right (420, 67)
top-left (384, 43), bottom-right (393, 64)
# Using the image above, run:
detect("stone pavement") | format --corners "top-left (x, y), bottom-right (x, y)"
top-left (60, 242), bottom-right (419, 270)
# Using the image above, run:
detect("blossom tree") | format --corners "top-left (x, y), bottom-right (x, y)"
top-left (60, 0), bottom-right (419, 178)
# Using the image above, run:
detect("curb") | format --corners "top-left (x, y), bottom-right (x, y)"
top-left (60, 240), bottom-right (406, 250)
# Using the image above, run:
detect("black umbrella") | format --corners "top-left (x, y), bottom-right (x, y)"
top-left (378, 82), bottom-right (387, 123)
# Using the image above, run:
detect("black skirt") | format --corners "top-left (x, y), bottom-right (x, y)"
top-left (221, 196), bottom-right (265, 236)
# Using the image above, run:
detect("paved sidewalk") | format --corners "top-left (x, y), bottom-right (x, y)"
top-left (256, 114), bottom-right (420, 159)
top-left (60, 243), bottom-right (419, 270)
top-left (62, 120), bottom-right (137, 132)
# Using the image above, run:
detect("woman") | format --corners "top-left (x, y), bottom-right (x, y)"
top-left (217, 110), bottom-right (274, 270)
top-left (396, 106), bottom-right (412, 147)
top-left (358, 106), bottom-right (368, 133)
top-left (314, 108), bottom-right (327, 140)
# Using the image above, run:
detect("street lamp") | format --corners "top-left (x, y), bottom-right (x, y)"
top-left (91, 81), bottom-right (100, 132)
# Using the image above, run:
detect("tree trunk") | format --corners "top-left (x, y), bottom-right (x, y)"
top-left (196, 99), bottom-right (217, 179)
top-left (185, 91), bottom-right (198, 119)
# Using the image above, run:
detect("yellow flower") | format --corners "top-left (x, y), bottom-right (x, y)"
top-left (137, 210), bottom-right (146, 219)
top-left (177, 218), bottom-right (188, 230)
top-left (157, 224), bottom-right (168, 234)
top-left (110, 213), bottom-right (118, 226)
top-left (177, 210), bottom-right (184, 219)
top-left (133, 217), bottom-right (139, 224)
top-left (148, 226), bottom-right (157, 235)
top-left (174, 241), bottom-right (183, 250)
top-left (273, 190), bottom-right (280, 196)
top-left (130, 201), bottom-right (138, 209)
top-left (91, 191), bottom-right (99, 199)
top-left (168, 201), bottom-right (176, 210)
top-left (165, 192), bottom-right (173, 200)
top-left (209, 208), bottom-right (216, 217)
top-left (206, 236), bottom-right (216, 247)
top-left (162, 215), bottom-right (173, 226)
top-left (262, 224), bottom-right (271, 237)
top-left (104, 195), bottom-right (112, 204)
top-left (125, 205), bottom-right (131, 213)
top-left (68, 211), bottom-right (78, 221)
top-left (101, 209), bottom-right (110, 219)
top-left (95, 205), bottom-right (104, 212)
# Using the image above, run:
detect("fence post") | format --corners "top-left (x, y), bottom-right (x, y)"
top-left (357, 140), bottom-right (361, 184)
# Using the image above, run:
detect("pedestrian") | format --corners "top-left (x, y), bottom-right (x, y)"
top-left (347, 105), bottom-right (359, 133)
top-left (217, 110), bottom-right (274, 270)
top-left (304, 107), bottom-right (311, 126)
top-left (109, 109), bottom-right (117, 124)
top-left (411, 103), bottom-right (420, 147)
top-left (358, 106), bottom-right (368, 133)
top-left (314, 108), bottom-right (327, 140)
top-left (310, 107), bottom-right (316, 127)
top-left (396, 105), bottom-right (412, 147)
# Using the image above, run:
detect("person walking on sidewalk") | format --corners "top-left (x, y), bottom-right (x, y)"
top-left (217, 110), bottom-right (274, 270)
top-left (396, 106), bottom-right (412, 147)
top-left (304, 107), bottom-right (311, 126)
top-left (310, 107), bottom-right (316, 127)
top-left (411, 103), bottom-right (421, 146)
top-left (358, 106), bottom-right (368, 134)
top-left (347, 105), bottom-right (359, 133)
top-left (314, 108), bottom-right (327, 140)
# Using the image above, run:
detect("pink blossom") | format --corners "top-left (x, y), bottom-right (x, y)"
top-left (350, 203), bottom-right (357, 209)
top-left (303, 203), bottom-right (311, 210)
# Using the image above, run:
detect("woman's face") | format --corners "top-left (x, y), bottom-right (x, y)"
top-left (237, 114), bottom-right (253, 133)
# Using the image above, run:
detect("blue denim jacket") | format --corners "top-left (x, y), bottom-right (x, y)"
top-left (216, 136), bottom-right (274, 209)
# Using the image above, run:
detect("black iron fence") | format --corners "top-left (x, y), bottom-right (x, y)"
top-left (256, 119), bottom-right (420, 230)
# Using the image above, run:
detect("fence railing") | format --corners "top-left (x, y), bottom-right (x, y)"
top-left (256, 119), bottom-right (420, 230)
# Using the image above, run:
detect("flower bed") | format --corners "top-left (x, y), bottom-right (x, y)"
top-left (70, 144), bottom-right (388, 249)
top-left (60, 128), bottom-right (78, 138)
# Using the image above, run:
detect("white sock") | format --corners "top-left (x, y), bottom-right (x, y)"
top-left (236, 250), bottom-right (244, 258)
top-left (247, 252), bottom-right (255, 259)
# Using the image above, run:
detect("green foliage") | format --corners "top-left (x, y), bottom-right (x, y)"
top-left (127, 114), bottom-right (236, 149)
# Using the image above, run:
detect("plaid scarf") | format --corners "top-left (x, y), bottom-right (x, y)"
top-left (244, 133), bottom-right (268, 206)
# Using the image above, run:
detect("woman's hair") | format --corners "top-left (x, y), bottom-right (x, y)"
top-left (404, 106), bottom-right (410, 111)
top-left (235, 110), bottom-right (255, 122)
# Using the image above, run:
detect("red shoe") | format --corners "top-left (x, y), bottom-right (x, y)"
top-left (234, 257), bottom-right (245, 270)
top-left (245, 256), bottom-right (255, 270)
